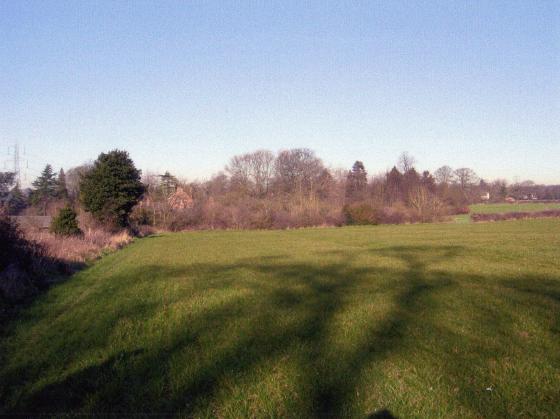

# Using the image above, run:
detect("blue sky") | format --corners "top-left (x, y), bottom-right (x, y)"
top-left (1, 1), bottom-right (559, 185)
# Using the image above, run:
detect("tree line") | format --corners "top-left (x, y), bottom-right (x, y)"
top-left (1, 148), bottom-right (559, 232)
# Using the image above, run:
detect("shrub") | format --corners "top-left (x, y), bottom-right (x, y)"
top-left (378, 205), bottom-right (409, 224)
top-left (167, 208), bottom-right (204, 231)
top-left (343, 202), bottom-right (378, 225)
top-left (50, 206), bottom-right (82, 237)
top-left (452, 206), bottom-right (470, 215)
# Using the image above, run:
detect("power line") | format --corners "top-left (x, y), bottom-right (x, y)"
top-left (5, 142), bottom-right (21, 185)
top-left (5, 142), bottom-right (39, 186)
top-left (14, 142), bottom-right (20, 185)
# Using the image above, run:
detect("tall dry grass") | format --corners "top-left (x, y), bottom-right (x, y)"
top-left (25, 228), bottom-right (134, 265)
top-left (1, 216), bottom-right (137, 310)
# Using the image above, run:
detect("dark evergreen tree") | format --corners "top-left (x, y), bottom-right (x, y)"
top-left (56, 168), bottom-right (68, 200)
top-left (50, 206), bottom-right (82, 236)
top-left (345, 161), bottom-right (368, 202)
top-left (30, 164), bottom-right (58, 215)
top-left (421, 170), bottom-right (437, 194)
top-left (80, 150), bottom-right (144, 228)
top-left (316, 169), bottom-right (334, 200)
top-left (7, 184), bottom-right (27, 215)
top-left (402, 167), bottom-right (421, 203)
top-left (386, 166), bottom-right (403, 204)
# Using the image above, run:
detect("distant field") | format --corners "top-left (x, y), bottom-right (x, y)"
top-left (470, 202), bottom-right (560, 214)
top-left (1, 220), bottom-right (560, 417)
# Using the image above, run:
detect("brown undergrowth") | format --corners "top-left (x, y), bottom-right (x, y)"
top-left (0, 216), bottom-right (139, 317)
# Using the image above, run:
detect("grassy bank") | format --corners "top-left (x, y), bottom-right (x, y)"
top-left (1, 219), bottom-right (559, 417)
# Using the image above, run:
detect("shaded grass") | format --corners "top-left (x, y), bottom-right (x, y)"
top-left (1, 219), bottom-right (559, 417)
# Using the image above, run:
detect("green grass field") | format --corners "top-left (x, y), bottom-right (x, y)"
top-left (470, 202), bottom-right (560, 214)
top-left (451, 202), bottom-right (560, 223)
top-left (1, 220), bottom-right (559, 417)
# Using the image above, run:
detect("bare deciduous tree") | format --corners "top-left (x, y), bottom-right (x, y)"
top-left (273, 148), bottom-right (324, 196)
top-left (398, 152), bottom-right (416, 173)
top-left (66, 163), bottom-right (93, 202)
top-left (226, 150), bottom-right (275, 197)
top-left (453, 167), bottom-right (478, 191)
top-left (408, 185), bottom-right (445, 222)
top-left (251, 150), bottom-right (275, 197)
top-left (226, 153), bottom-right (252, 194)
top-left (434, 165), bottom-right (454, 185)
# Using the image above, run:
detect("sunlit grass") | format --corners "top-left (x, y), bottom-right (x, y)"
top-left (1, 219), bottom-right (559, 417)
top-left (470, 202), bottom-right (560, 214)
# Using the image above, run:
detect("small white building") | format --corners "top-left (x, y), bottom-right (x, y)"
top-left (480, 192), bottom-right (490, 201)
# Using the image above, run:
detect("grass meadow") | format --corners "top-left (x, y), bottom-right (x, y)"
top-left (1, 219), bottom-right (559, 417)
top-left (470, 202), bottom-right (560, 214)
top-left (449, 202), bottom-right (560, 223)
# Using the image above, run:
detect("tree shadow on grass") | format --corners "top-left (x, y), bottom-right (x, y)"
top-left (367, 409), bottom-right (398, 419)
top-left (500, 277), bottom-right (560, 304)
top-left (12, 349), bottom-right (146, 414)
top-left (2, 244), bottom-right (502, 417)
top-left (305, 246), bottom-right (461, 417)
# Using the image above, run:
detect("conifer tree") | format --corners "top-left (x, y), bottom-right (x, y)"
top-left (50, 206), bottom-right (82, 236)
top-left (30, 164), bottom-right (58, 215)
top-left (7, 184), bottom-right (27, 215)
top-left (80, 150), bottom-right (144, 228)
top-left (345, 161), bottom-right (368, 202)
top-left (56, 168), bottom-right (68, 200)
top-left (159, 171), bottom-right (178, 197)
top-left (386, 166), bottom-right (403, 204)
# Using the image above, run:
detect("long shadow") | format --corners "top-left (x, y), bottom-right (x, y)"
top-left (367, 409), bottom-right (398, 419)
top-left (2, 244), bottom-right (474, 416)
top-left (10, 349), bottom-right (145, 415)
top-left (500, 277), bottom-right (560, 304)
top-left (393, 267), bottom-right (560, 418)
top-left (306, 246), bottom-right (460, 417)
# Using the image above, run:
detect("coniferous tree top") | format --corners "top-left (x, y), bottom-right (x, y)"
top-left (159, 171), bottom-right (178, 197)
top-left (32, 164), bottom-right (57, 196)
top-left (345, 161), bottom-right (368, 202)
top-left (56, 168), bottom-right (68, 200)
top-left (30, 164), bottom-right (59, 214)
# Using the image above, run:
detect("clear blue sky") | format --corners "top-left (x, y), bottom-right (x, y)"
top-left (1, 1), bottom-right (559, 185)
